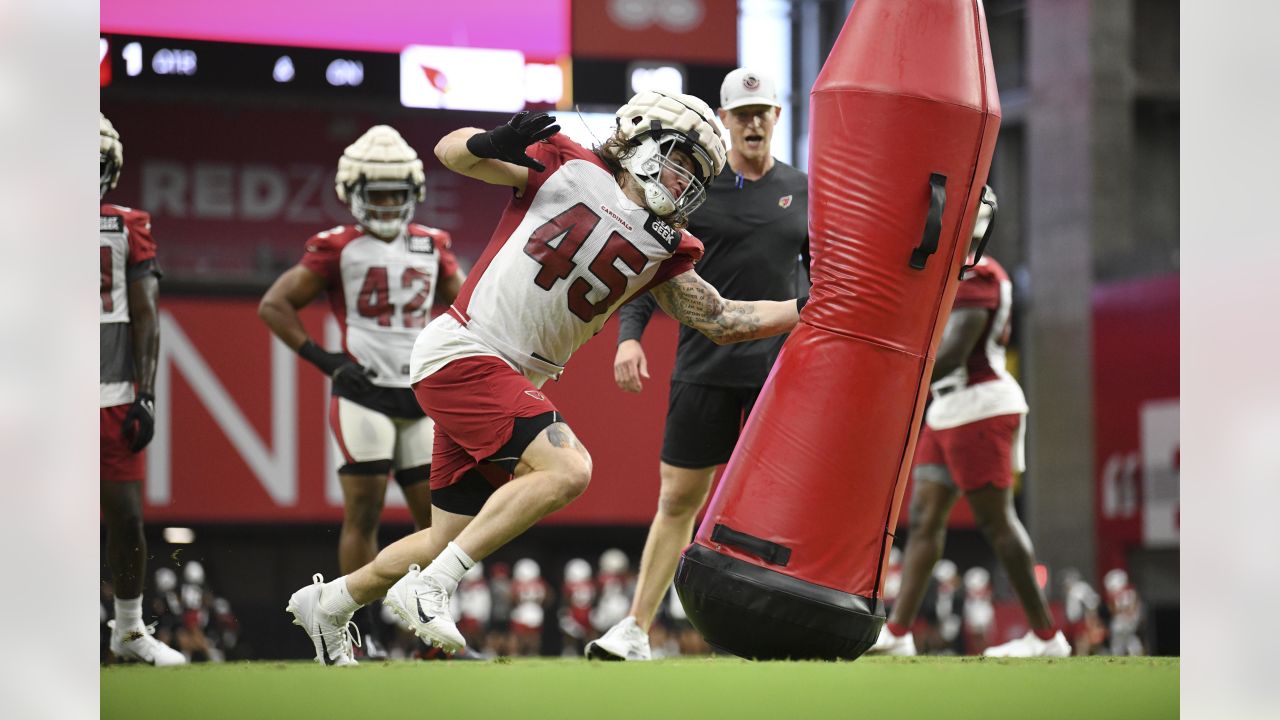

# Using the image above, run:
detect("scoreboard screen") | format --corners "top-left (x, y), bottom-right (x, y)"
top-left (100, 34), bottom-right (569, 112)
top-left (101, 35), bottom-right (399, 101)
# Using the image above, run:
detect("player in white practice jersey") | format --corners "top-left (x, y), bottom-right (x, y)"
top-left (100, 113), bottom-right (186, 666)
top-left (286, 91), bottom-right (801, 664)
top-left (260, 126), bottom-right (463, 658)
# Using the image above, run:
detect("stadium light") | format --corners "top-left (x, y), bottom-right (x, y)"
top-left (164, 527), bottom-right (196, 544)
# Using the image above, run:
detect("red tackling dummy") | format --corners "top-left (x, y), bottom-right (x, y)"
top-left (676, 0), bottom-right (1001, 660)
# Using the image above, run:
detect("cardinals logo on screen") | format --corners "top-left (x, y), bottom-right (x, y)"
top-left (778, 195), bottom-right (793, 209)
top-left (400, 45), bottom-right (525, 112)
top-left (421, 66), bottom-right (449, 93)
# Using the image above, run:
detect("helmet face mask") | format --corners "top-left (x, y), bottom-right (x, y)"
top-left (621, 134), bottom-right (711, 227)
top-left (335, 125), bottom-right (425, 240)
top-left (350, 179), bottom-right (416, 239)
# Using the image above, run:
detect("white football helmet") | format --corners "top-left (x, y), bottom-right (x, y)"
top-left (564, 558), bottom-right (592, 584)
top-left (183, 560), bottom-right (205, 586)
top-left (335, 125), bottom-right (425, 239)
top-left (100, 113), bottom-right (123, 200)
top-left (963, 566), bottom-right (991, 593)
top-left (614, 90), bottom-right (727, 226)
top-left (513, 558), bottom-right (542, 583)
top-left (599, 548), bottom-right (630, 575)
top-left (154, 567), bottom-right (177, 594)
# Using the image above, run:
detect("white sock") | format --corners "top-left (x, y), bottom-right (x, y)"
top-left (318, 576), bottom-right (362, 617)
top-left (424, 542), bottom-right (475, 595)
top-left (114, 596), bottom-right (143, 631)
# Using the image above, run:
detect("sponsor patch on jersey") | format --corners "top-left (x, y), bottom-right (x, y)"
top-left (100, 215), bottom-right (123, 233)
top-left (644, 214), bottom-right (678, 251)
top-left (407, 234), bottom-right (436, 254)
top-left (778, 195), bottom-right (793, 209)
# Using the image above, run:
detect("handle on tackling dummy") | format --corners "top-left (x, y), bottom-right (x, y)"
top-left (909, 173), bottom-right (948, 270)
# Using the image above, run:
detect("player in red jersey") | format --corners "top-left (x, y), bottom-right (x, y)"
top-left (100, 113), bottom-right (185, 666)
top-left (868, 188), bottom-right (1069, 658)
top-left (261, 126), bottom-right (463, 658)
top-left (286, 91), bottom-right (802, 665)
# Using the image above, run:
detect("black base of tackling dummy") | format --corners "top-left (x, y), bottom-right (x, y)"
top-left (675, 544), bottom-right (884, 660)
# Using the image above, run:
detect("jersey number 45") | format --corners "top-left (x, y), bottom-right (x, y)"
top-left (524, 203), bottom-right (648, 323)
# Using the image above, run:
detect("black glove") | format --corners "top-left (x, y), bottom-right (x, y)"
top-left (122, 392), bottom-right (156, 453)
top-left (298, 341), bottom-right (378, 394)
top-left (465, 111), bottom-right (560, 171)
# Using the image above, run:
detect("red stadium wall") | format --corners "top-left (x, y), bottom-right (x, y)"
top-left (1092, 274), bottom-right (1180, 575)
top-left (141, 298), bottom-right (680, 524)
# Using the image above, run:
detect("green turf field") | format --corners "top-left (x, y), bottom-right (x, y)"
top-left (102, 656), bottom-right (1178, 719)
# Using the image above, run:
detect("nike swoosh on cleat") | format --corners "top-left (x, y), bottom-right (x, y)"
top-left (319, 626), bottom-right (336, 665)
top-left (416, 595), bottom-right (435, 624)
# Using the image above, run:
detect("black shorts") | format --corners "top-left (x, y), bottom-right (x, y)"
top-left (660, 381), bottom-right (761, 469)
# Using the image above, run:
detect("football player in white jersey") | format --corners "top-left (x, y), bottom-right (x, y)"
top-left (867, 188), bottom-right (1070, 658)
top-left (286, 91), bottom-right (802, 664)
top-left (261, 126), bottom-right (463, 659)
top-left (100, 113), bottom-right (186, 666)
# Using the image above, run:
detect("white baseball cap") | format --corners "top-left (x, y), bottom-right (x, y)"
top-left (720, 68), bottom-right (782, 110)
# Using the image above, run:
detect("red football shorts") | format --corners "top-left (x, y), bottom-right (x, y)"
top-left (101, 404), bottom-right (144, 482)
top-left (413, 355), bottom-right (559, 492)
top-left (913, 413), bottom-right (1023, 492)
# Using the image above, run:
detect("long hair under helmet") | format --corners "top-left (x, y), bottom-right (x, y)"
top-left (614, 91), bottom-right (727, 227)
top-left (335, 125), bottom-right (426, 239)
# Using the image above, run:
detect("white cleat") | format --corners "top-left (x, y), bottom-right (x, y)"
top-left (585, 616), bottom-right (652, 661)
top-left (983, 630), bottom-right (1071, 658)
top-left (384, 565), bottom-right (466, 654)
top-left (286, 573), bottom-right (359, 666)
top-left (108, 621), bottom-right (187, 666)
top-left (865, 624), bottom-right (917, 656)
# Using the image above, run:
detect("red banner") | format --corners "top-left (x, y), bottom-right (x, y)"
top-left (99, 99), bottom-right (516, 279)
top-left (142, 298), bottom-right (680, 525)
top-left (572, 0), bottom-right (737, 65)
top-left (1092, 274), bottom-right (1180, 575)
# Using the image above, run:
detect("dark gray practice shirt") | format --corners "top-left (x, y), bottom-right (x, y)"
top-left (617, 160), bottom-right (810, 388)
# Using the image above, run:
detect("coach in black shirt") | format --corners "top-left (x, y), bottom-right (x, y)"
top-left (586, 69), bottom-right (810, 661)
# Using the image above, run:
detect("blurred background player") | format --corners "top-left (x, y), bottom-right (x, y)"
top-left (99, 113), bottom-right (186, 667)
top-left (1104, 568), bottom-right (1145, 656)
top-left (454, 562), bottom-right (492, 652)
top-left (591, 68), bottom-right (809, 661)
top-left (485, 561), bottom-right (515, 656)
top-left (962, 566), bottom-right (995, 654)
top-left (590, 548), bottom-right (635, 637)
top-left (259, 125), bottom-right (463, 657)
top-left (510, 558), bottom-right (550, 656)
top-left (1061, 568), bottom-right (1106, 655)
top-left (285, 90), bottom-right (801, 666)
top-left (869, 188), bottom-right (1069, 658)
top-left (558, 558), bottom-right (596, 656)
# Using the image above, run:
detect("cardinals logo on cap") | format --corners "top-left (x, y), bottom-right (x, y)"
top-left (778, 195), bottom-right (793, 208)
top-left (742, 74), bottom-right (760, 90)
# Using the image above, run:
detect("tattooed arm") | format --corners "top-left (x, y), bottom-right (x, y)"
top-left (650, 270), bottom-right (800, 345)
